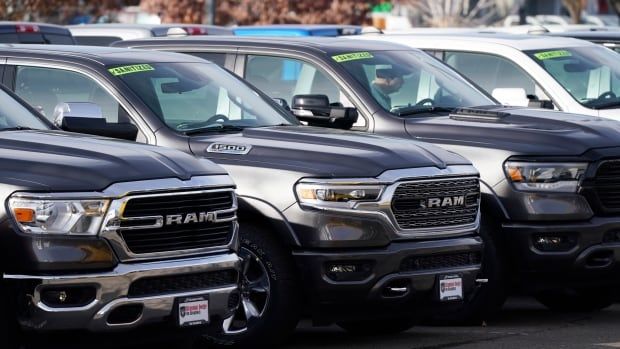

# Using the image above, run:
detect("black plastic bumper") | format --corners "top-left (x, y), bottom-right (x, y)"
top-left (292, 236), bottom-right (483, 322)
top-left (503, 216), bottom-right (620, 292)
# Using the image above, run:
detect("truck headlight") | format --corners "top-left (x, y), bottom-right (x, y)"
top-left (295, 183), bottom-right (384, 209)
top-left (504, 161), bottom-right (587, 193)
top-left (8, 197), bottom-right (110, 235)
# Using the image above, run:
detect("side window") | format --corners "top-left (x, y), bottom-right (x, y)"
top-left (244, 55), bottom-right (365, 127)
top-left (13, 65), bottom-right (146, 142)
top-left (182, 52), bottom-right (227, 68)
top-left (443, 51), bottom-right (550, 106)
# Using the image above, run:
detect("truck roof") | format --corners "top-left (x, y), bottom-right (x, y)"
top-left (374, 32), bottom-right (596, 51)
top-left (232, 24), bottom-right (361, 36)
top-left (0, 44), bottom-right (207, 65)
top-left (113, 35), bottom-right (415, 55)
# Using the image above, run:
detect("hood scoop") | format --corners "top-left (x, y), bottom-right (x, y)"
top-left (450, 107), bottom-right (510, 123)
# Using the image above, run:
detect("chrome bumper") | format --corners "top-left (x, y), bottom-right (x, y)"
top-left (4, 253), bottom-right (239, 332)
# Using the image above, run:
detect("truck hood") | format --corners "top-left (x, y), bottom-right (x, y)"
top-left (188, 126), bottom-right (471, 178)
top-left (0, 130), bottom-right (226, 192)
top-left (405, 106), bottom-right (620, 155)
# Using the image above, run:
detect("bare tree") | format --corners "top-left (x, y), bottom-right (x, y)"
top-left (403, 0), bottom-right (500, 27)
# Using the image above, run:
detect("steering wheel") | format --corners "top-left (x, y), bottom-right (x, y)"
top-left (176, 114), bottom-right (230, 130)
top-left (598, 91), bottom-right (617, 100)
top-left (415, 98), bottom-right (435, 106)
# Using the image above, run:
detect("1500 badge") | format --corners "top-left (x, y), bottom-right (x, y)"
top-left (206, 143), bottom-right (252, 155)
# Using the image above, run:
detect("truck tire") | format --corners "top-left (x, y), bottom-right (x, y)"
top-left (337, 316), bottom-right (417, 335)
top-left (535, 288), bottom-right (614, 312)
top-left (201, 223), bottom-right (300, 348)
top-left (429, 213), bottom-right (507, 325)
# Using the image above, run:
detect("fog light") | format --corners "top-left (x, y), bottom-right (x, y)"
top-left (40, 286), bottom-right (96, 308)
top-left (325, 261), bottom-right (373, 282)
top-left (532, 233), bottom-right (577, 252)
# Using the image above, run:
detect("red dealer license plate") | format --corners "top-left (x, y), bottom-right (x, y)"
top-left (175, 295), bottom-right (209, 327)
top-left (438, 275), bottom-right (463, 302)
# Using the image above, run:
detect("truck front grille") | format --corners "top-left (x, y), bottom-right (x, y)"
top-left (128, 269), bottom-right (238, 297)
top-left (594, 160), bottom-right (620, 211)
top-left (391, 177), bottom-right (480, 230)
top-left (400, 252), bottom-right (481, 272)
top-left (119, 190), bottom-right (235, 254)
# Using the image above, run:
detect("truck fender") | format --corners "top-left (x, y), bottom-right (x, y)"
top-left (479, 179), bottom-right (510, 222)
top-left (237, 195), bottom-right (301, 248)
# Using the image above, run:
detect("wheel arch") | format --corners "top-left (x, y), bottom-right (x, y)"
top-left (237, 195), bottom-right (301, 248)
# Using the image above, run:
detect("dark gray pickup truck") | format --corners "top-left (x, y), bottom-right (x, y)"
top-left (113, 36), bottom-right (620, 323)
top-left (0, 84), bottom-right (240, 348)
top-left (0, 45), bottom-right (483, 347)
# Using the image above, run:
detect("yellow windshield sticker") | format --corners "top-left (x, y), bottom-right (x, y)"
top-left (534, 50), bottom-right (572, 60)
top-left (332, 52), bottom-right (373, 63)
top-left (108, 64), bottom-right (155, 76)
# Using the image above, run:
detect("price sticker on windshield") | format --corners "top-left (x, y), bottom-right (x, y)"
top-left (108, 64), bottom-right (155, 76)
top-left (332, 52), bottom-right (374, 63)
top-left (534, 50), bottom-right (572, 60)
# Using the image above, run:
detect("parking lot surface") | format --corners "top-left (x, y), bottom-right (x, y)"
top-left (27, 297), bottom-right (620, 349)
top-left (284, 297), bottom-right (620, 349)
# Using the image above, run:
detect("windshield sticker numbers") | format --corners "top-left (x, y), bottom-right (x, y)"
top-left (206, 143), bottom-right (252, 155)
top-left (534, 50), bottom-right (572, 60)
top-left (108, 64), bottom-right (155, 76)
top-left (332, 52), bottom-right (374, 63)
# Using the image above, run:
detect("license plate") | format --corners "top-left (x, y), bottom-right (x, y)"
top-left (439, 275), bottom-right (463, 302)
top-left (176, 295), bottom-right (209, 327)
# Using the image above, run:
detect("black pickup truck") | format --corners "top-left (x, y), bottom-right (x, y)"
top-left (0, 84), bottom-right (240, 348)
top-left (113, 36), bottom-right (620, 322)
top-left (0, 45), bottom-right (484, 346)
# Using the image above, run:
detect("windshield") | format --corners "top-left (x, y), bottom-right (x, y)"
top-left (109, 62), bottom-right (298, 133)
top-left (0, 88), bottom-right (50, 131)
top-left (525, 46), bottom-right (620, 109)
top-left (335, 50), bottom-right (494, 115)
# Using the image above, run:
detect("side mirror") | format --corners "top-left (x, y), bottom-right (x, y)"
top-left (53, 102), bottom-right (138, 141)
top-left (526, 95), bottom-right (555, 109)
top-left (291, 94), bottom-right (358, 130)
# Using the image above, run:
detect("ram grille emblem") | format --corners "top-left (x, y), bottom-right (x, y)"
top-left (165, 212), bottom-right (216, 225)
top-left (420, 196), bottom-right (465, 209)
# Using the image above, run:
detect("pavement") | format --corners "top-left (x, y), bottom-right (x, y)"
top-left (26, 297), bottom-right (620, 349)
top-left (283, 297), bottom-right (620, 349)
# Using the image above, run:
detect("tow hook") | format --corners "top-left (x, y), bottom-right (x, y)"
top-left (476, 278), bottom-right (489, 284)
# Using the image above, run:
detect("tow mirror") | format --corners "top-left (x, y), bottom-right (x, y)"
top-left (53, 102), bottom-right (138, 141)
top-left (291, 94), bottom-right (358, 129)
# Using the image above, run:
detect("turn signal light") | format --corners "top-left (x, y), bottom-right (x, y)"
top-left (13, 208), bottom-right (35, 223)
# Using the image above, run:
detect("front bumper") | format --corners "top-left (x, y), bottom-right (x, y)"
top-left (293, 236), bottom-right (482, 321)
top-left (503, 216), bottom-right (620, 291)
top-left (4, 253), bottom-right (239, 332)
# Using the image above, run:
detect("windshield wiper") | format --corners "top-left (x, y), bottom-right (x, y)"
top-left (183, 124), bottom-right (246, 135)
top-left (584, 99), bottom-right (620, 110)
top-left (390, 105), bottom-right (455, 117)
top-left (0, 126), bottom-right (35, 132)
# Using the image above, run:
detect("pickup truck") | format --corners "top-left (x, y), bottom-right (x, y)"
top-left (0, 84), bottom-right (240, 348)
top-left (0, 44), bottom-right (483, 347)
top-left (113, 36), bottom-right (620, 323)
